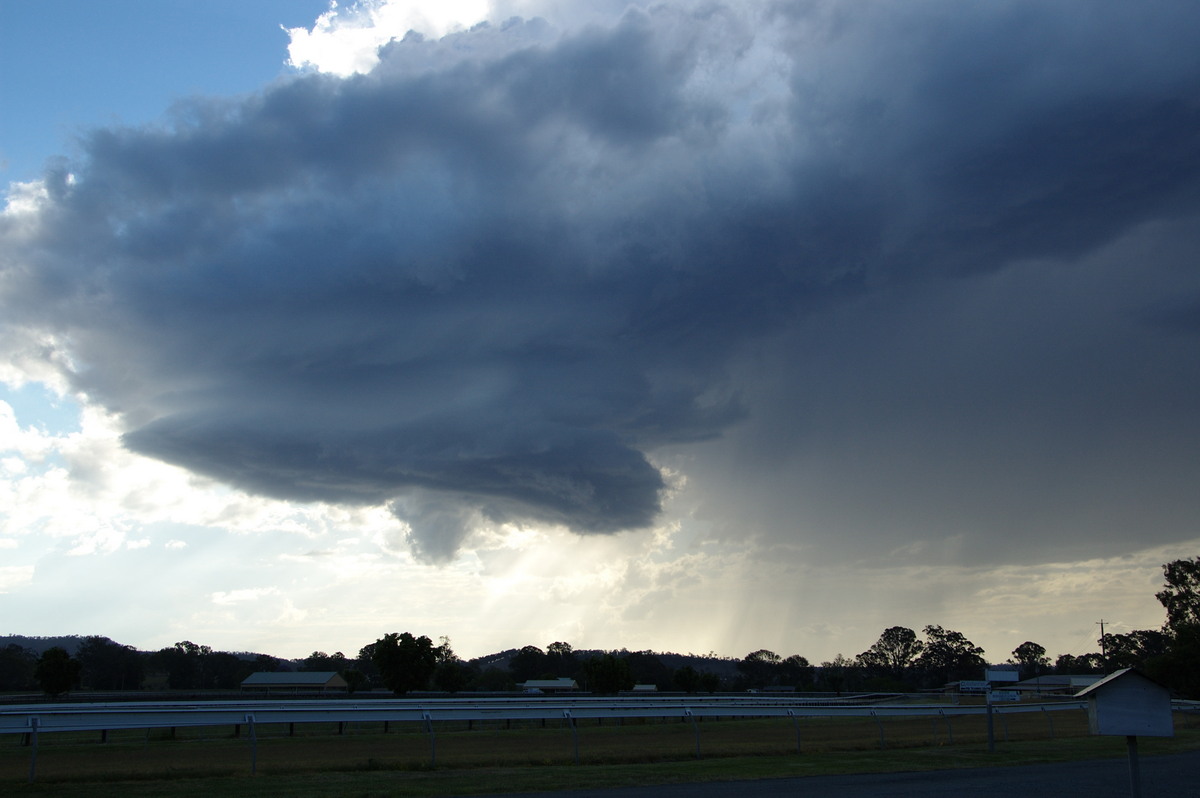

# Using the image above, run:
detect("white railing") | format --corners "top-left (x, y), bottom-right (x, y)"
top-left (1, 694), bottom-right (1128, 783)
top-left (0, 694), bottom-right (1088, 735)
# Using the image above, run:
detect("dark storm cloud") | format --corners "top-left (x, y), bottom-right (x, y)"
top-left (4, 2), bottom-right (1200, 560)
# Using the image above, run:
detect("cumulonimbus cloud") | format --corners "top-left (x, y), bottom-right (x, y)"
top-left (3, 2), bottom-right (1200, 561)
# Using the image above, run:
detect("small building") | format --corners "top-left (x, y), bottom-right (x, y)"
top-left (519, 677), bottom-right (579, 693)
top-left (1076, 668), bottom-right (1173, 738)
top-left (240, 671), bottom-right (348, 694)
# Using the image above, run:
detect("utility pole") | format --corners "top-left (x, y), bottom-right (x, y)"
top-left (1097, 619), bottom-right (1107, 661)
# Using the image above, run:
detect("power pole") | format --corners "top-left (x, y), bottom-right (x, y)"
top-left (1097, 619), bottom-right (1107, 661)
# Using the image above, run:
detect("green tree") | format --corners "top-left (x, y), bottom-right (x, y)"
top-left (622, 650), bottom-right (672, 689)
top-left (1156, 556), bottom-right (1200, 634)
top-left (472, 666), bottom-right (515, 692)
top-left (914, 625), bottom-right (986, 686)
top-left (431, 637), bottom-right (472, 693)
top-left (153, 641), bottom-right (214, 690)
top-left (546, 642), bottom-right (579, 677)
top-left (434, 637), bottom-right (458, 665)
top-left (697, 671), bottom-right (721, 693)
top-left (779, 654), bottom-right (813, 689)
top-left (817, 654), bottom-right (859, 694)
top-left (207, 651), bottom-right (253, 689)
top-left (35, 647), bottom-right (81, 698)
top-left (673, 665), bottom-right (701, 693)
top-left (508, 645), bottom-right (549, 682)
top-left (1055, 652), bottom-right (1105, 673)
top-left (434, 660), bottom-right (472, 693)
top-left (1101, 630), bottom-right (1169, 670)
top-left (737, 649), bottom-right (782, 688)
top-left (341, 669), bottom-right (367, 694)
top-left (1010, 641), bottom-right (1050, 678)
top-left (1148, 556), bottom-right (1200, 698)
top-left (77, 636), bottom-right (144, 690)
top-left (254, 654), bottom-right (281, 672)
top-left (0, 644), bottom-right (36, 691)
top-left (303, 651), bottom-right (348, 671)
top-left (857, 626), bottom-right (923, 680)
top-left (1053, 653), bottom-right (1078, 673)
top-left (580, 653), bottom-right (633, 693)
top-left (361, 632), bottom-right (438, 695)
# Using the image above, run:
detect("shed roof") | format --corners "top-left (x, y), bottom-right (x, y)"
top-left (1075, 667), bottom-right (1168, 698)
top-left (241, 671), bottom-right (348, 688)
top-left (1008, 674), bottom-right (1102, 692)
top-left (520, 678), bottom-right (579, 689)
top-left (1075, 667), bottom-right (1174, 737)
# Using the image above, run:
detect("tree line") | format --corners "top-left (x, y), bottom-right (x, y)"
top-left (4, 556), bottom-right (1197, 700)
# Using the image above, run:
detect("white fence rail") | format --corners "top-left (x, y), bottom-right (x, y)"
top-left (1, 695), bottom-right (1087, 735)
top-left (15, 694), bottom-right (1186, 784)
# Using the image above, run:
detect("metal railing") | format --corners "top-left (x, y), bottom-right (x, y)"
top-left (0, 694), bottom-right (1088, 736)
top-left (0, 693), bottom-right (1129, 783)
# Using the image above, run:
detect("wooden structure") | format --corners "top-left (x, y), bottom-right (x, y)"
top-left (1076, 668), bottom-right (1173, 737)
top-left (1075, 668), bottom-right (1173, 798)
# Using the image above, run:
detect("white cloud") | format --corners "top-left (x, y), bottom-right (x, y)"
top-left (212, 587), bottom-right (280, 605)
top-left (65, 523), bottom-right (128, 556)
top-left (1, 179), bottom-right (51, 217)
top-left (0, 565), bottom-right (34, 593)
top-left (0, 400), bottom-right (56, 461)
top-left (286, 0), bottom-right (492, 75)
top-left (1, 456), bottom-right (27, 476)
top-left (0, 330), bottom-right (75, 393)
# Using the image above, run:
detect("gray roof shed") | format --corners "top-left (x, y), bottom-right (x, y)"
top-left (240, 671), bottom-right (349, 692)
top-left (1076, 668), bottom-right (1173, 738)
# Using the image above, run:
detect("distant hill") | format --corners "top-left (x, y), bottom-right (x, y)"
top-left (653, 651), bottom-right (741, 679)
top-left (0, 635), bottom-right (92, 655)
top-left (468, 647), bottom-right (741, 679)
top-left (470, 647), bottom-right (521, 671)
top-left (2, 636), bottom-right (289, 660)
top-left (3, 636), bottom-right (742, 682)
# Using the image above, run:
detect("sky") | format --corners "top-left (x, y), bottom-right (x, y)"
top-left (2, 0), bottom-right (1199, 666)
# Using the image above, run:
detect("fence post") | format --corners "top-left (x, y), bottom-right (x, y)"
top-left (422, 711), bottom-right (436, 768)
top-left (1042, 705), bottom-right (1055, 739)
top-left (563, 710), bottom-right (579, 764)
top-left (871, 710), bottom-right (885, 749)
top-left (685, 709), bottom-right (700, 758)
top-left (245, 714), bottom-right (257, 775)
top-left (27, 716), bottom-right (39, 784)
top-left (1127, 735), bottom-right (1143, 798)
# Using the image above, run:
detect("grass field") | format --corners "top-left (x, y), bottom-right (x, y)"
top-left (4, 708), bottom-right (1198, 796)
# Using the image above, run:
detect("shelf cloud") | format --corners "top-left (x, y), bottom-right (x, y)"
top-left (4, 1), bottom-right (1200, 564)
